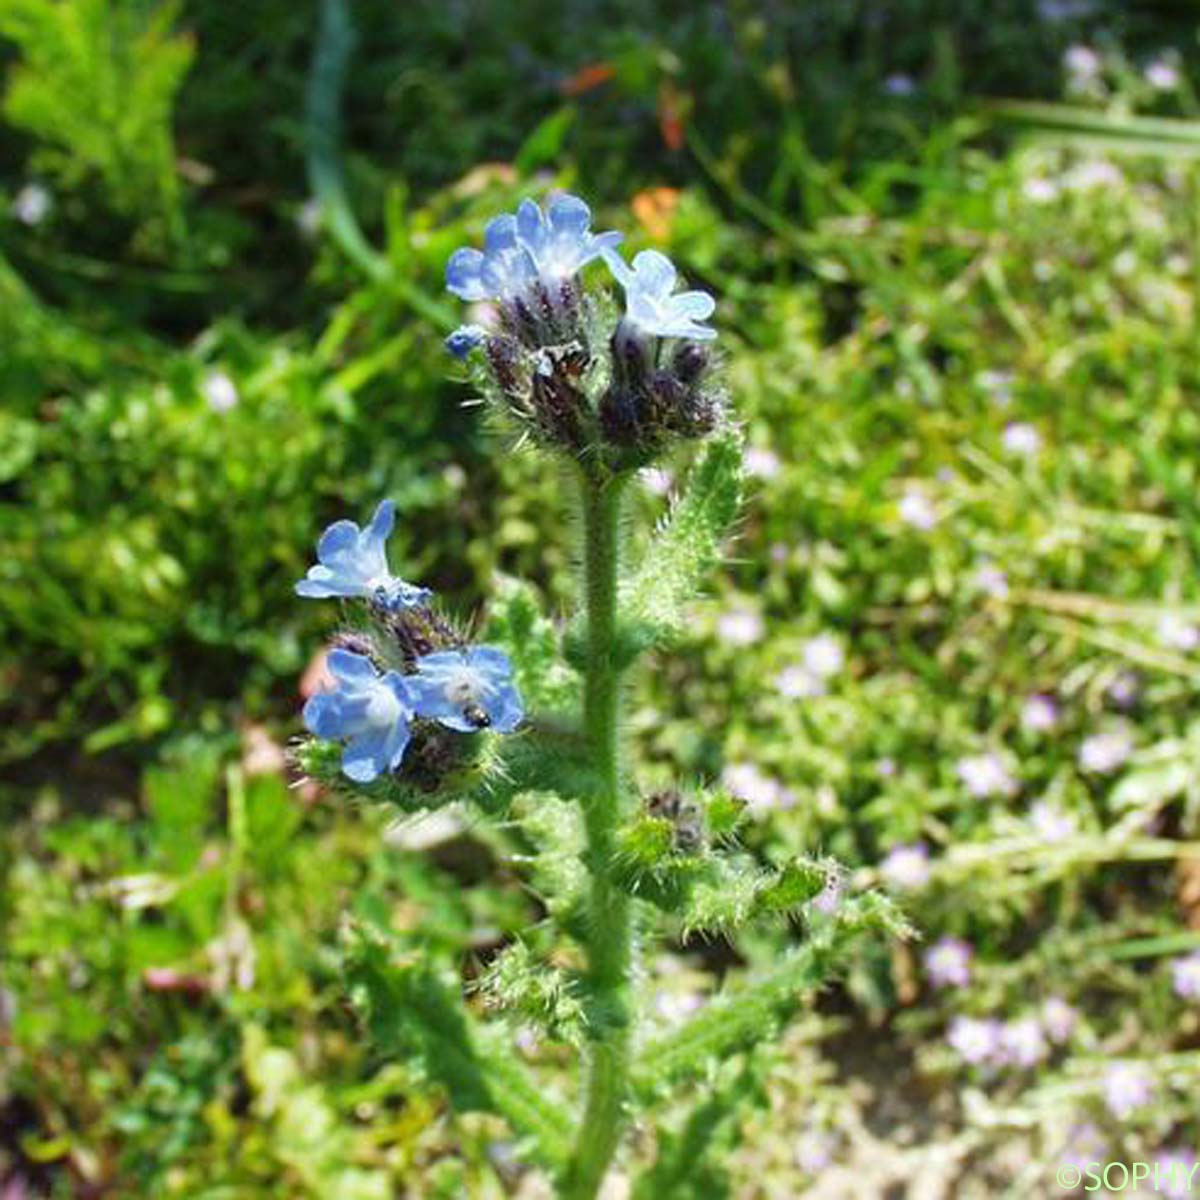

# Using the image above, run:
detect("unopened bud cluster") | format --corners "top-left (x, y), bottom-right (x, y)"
top-left (445, 194), bottom-right (726, 469)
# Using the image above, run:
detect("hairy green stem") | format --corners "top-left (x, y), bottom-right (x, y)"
top-left (566, 471), bottom-right (632, 1199)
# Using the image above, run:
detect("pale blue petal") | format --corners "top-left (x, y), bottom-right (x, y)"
top-left (469, 645), bottom-right (513, 676)
top-left (303, 693), bottom-right (341, 739)
top-left (363, 499), bottom-right (395, 554)
top-left (489, 682), bottom-right (524, 733)
top-left (601, 246), bottom-right (633, 287)
top-left (343, 728), bottom-right (389, 782)
top-left (415, 650), bottom-right (463, 677)
top-left (296, 571), bottom-right (348, 599)
top-left (672, 291), bottom-right (716, 319)
top-left (327, 649), bottom-right (378, 683)
top-left (317, 520), bottom-right (360, 561)
top-left (631, 250), bottom-right (677, 295)
top-left (516, 198), bottom-right (544, 245)
top-left (547, 194), bottom-right (591, 237)
top-left (383, 719), bottom-right (413, 771)
top-left (409, 674), bottom-right (466, 728)
top-left (446, 248), bottom-right (487, 300)
top-left (590, 230), bottom-right (624, 255)
top-left (484, 214), bottom-right (519, 253)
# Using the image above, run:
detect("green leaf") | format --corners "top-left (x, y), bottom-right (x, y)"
top-left (631, 1079), bottom-right (745, 1200)
top-left (631, 897), bottom-right (907, 1102)
top-left (515, 107), bottom-right (576, 173)
top-left (342, 923), bottom-right (574, 1172)
top-left (986, 100), bottom-right (1200, 160)
top-left (143, 745), bottom-right (219, 872)
top-left (617, 429), bottom-right (744, 660)
top-left (486, 574), bottom-right (580, 714)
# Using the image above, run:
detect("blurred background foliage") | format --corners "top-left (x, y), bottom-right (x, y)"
top-left (5, 0), bottom-right (1200, 1194)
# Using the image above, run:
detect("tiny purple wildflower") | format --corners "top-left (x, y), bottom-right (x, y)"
top-left (1102, 1063), bottom-right (1153, 1119)
top-left (721, 762), bottom-right (794, 817)
top-left (1029, 801), bottom-right (1077, 843)
top-left (1078, 725), bottom-right (1134, 774)
top-left (1157, 613), bottom-right (1200, 653)
top-left (1002, 422), bottom-right (1041, 457)
top-left (1170, 949), bottom-right (1200, 1000)
top-left (1146, 58), bottom-right (1181, 91)
top-left (1021, 694), bottom-right (1059, 733)
top-left (924, 937), bottom-right (972, 989)
top-left (796, 1130), bottom-right (837, 1174)
top-left (1000, 1017), bottom-right (1048, 1068)
top-left (974, 564), bottom-right (1010, 599)
top-left (898, 486), bottom-right (937, 531)
top-left (717, 605), bottom-right (764, 647)
top-left (202, 370), bottom-right (238, 414)
top-left (11, 183), bottom-right (51, 226)
top-left (774, 665), bottom-right (824, 699)
top-left (880, 842), bottom-right (931, 890)
top-left (803, 634), bottom-right (844, 679)
top-left (1041, 996), bottom-right (1078, 1043)
top-left (744, 446), bottom-right (782, 480)
top-left (957, 752), bottom-right (1018, 799)
top-left (947, 1016), bottom-right (1002, 1065)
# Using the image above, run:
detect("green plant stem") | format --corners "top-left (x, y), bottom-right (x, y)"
top-left (566, 471), bottom-right (632, 1199)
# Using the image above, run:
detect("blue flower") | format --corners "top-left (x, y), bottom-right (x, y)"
top-left (446, 214), bottom-right (537, 302)
top-left (444, 324), bottom-right (488, 359)
top-left (445, 195), bottom-right (621, 303)
top-left (296, 500), bottom-right (432, 610)
top-left (303, 649), bottom-right (416, 782)
top-left (411, 646), bottom-right (524, 733)
top-left (514, 194), bottom-right (622, 284)
top-left (603, 248), bottom-right (716, 341)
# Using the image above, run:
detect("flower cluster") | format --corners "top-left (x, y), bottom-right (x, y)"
top-left (444, 192), bottom-right (725, 464)
top-left (947, 995), bottom-right (1077, 1071)
top-left (296, 501), bottom-right (523, 782)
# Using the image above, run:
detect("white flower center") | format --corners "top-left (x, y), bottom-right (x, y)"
top-left (443, 665), bottom-right (488, 707)
top-left (366, 687), bottom-right (401, 728)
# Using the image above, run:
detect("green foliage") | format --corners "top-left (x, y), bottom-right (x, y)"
top-left (343, 922), bottom-right (574, 1173)
top-left (617, 429), bottom-right (744, 661)
top-left (0, 0), bottom-right (194, 237)
top-left (608, 793), bottom-right (835, 935)
top-left (486, 574), bottom-right (581, 715)
top-left (242, 1024), bottom-right (391, 1200)
top-left (478, 939), bottom-right (586, 1045)
top-left (630, 908), bottom-right (903, 1103)
top-left (631, 1066), bottom-right (755, 1200)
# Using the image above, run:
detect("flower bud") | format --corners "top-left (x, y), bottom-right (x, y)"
top-left (375, 603), bottom-right (461, 668)
top-left (672, 342), bottom-right (710, 385)
top-left (531, 367), bottom-right (587, 450)
top-left (485, 335), bottom-right (528, 403)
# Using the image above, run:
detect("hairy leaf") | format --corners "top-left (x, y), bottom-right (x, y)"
top-left (617, 428), bottom-right (744, 659)
top-left (343, 924), bottom-right (574, 1172)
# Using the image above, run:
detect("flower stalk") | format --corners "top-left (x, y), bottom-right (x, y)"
top-left (566, 469), bottom-right (633, 1198)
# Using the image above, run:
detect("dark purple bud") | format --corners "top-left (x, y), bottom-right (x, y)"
top-left (486, 335), bottom-right (527, 400)
top-left (672, 342), bottom-right (710, 385)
